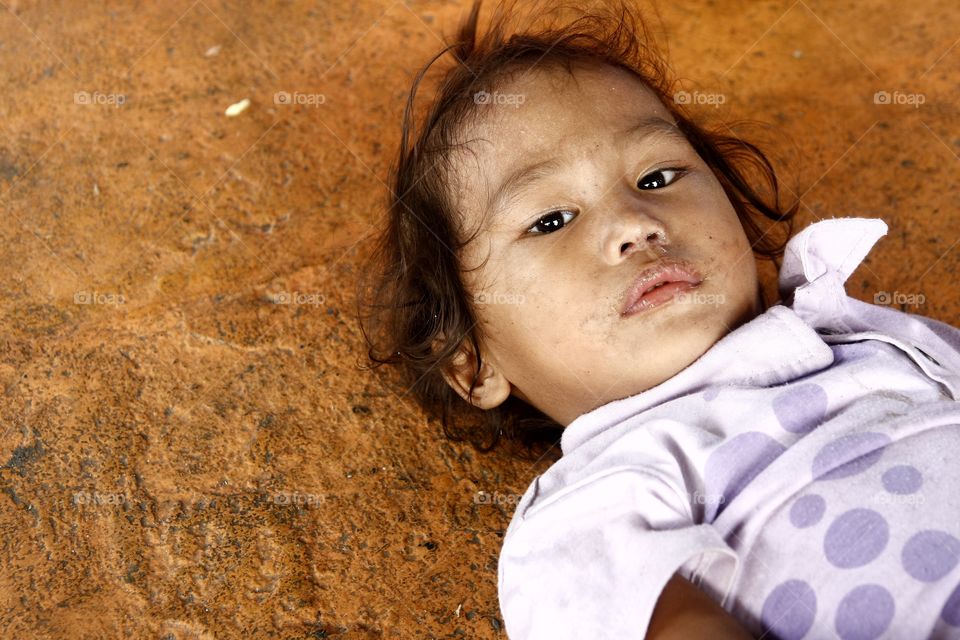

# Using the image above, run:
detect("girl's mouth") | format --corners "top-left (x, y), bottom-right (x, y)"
top-left (621, 260), bottom-right (703, 317)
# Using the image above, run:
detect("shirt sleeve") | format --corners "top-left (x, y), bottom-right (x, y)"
top-left (497, 468), bottom-right (740, 640)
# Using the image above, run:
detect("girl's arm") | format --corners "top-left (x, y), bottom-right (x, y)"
top-left (647, 573), bottom-right (755, 639)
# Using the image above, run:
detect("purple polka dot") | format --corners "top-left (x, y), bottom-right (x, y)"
top-left (773, 383), bottom-right (828, 434)
top-left (940, 582), bottom-right (960, 627)
top-left (761, 579), bottom-right (817, 640)
top-left (902, 530), bottom-right (960, 582)
top-left (812, 432), bottom-right (891, 481)
top-left (703, 432), bottom-right (786, 522)
top-left (790, 494), bottom-right (826, 528)
top-left (703, 387), bottom-right (721, 401)
top-left (824, 508), bottom-right (889, 568)
top-left (881, 465), bottom-right (923, 495)
top-left (835, 584), bottom-right (895, 640)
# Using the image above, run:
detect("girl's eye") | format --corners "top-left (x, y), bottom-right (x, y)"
top-left (527, 209), bottom-right (577, 235)
top-left (637, 167), bottom-right (687, 190)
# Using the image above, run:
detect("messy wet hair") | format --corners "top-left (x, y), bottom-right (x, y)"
top-left (356, 0), bottom-right (800, 464)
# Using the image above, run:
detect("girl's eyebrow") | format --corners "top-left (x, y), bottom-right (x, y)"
top-left (486, 157), bottom-right (564, 218)
top-left (485, 116), bottom-right (684, 217)
top-left (622, 115), bottom-right (685, 142)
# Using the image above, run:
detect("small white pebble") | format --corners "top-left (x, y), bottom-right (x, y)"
top-left (793, 50), bottom-right (803, 59)
top-left (93, 183), bottom-right (100, 197)
top-left (225, 98), bottom-right (250, 117)
top-left (455, 603), bottom-right (462, 617)
top-left (205, 45), bottom-right (221, 57)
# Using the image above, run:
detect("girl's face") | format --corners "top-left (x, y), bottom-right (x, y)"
top-left (442, 61), bottom-right (763, 427)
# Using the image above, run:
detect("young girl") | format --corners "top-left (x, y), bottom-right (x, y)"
top-left (358, 1), bottom-right (960, 638)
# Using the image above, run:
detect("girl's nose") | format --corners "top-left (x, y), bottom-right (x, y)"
top-left (620, 229), bottom-right (667, 257)
top-left (611, 217), bottom-right (669, 263)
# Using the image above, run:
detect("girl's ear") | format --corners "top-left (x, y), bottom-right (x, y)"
top-left (437, 337), bottom-right (512, 410)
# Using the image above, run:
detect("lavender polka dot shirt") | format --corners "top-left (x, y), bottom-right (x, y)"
top-left (497, 217), bottom-right (960, 639)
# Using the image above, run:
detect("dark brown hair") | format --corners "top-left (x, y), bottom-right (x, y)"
top-left (356, 0), bottom-right (800, 464)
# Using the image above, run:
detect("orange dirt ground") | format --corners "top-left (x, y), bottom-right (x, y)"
top-left (1, 1), bottom-right (958, 638)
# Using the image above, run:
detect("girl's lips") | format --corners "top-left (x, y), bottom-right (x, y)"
top-left (621, 260), bottom-right (703, 317)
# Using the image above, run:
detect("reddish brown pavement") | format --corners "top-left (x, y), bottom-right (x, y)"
top-left (0, 1), bottom-right (957, 638)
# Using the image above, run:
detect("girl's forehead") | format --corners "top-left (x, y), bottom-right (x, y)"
top-left (460, 67), bottom-right (671, 163)
top-left (499, 61), bottom-right (663, 110)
